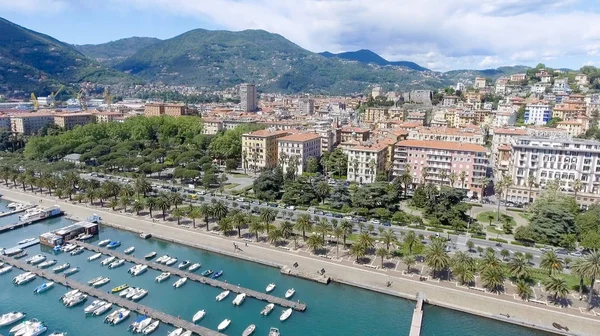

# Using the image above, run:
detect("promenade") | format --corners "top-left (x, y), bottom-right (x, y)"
top-left (1, 186), bottom-right (597, 336)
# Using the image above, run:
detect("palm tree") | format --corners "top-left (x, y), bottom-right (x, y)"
top-left (572, 178), bottom-right (584, 200)
top-left (145, 197), bottom-right (156, 218)
top-left (367, 159), bottom-right (376, 183)
top-left (516, 279), bottom-right (533, 300)
top-left (119, 196), bottom-right (132, 212)
top-left (104, 181), bottom-right (121, 200)
top-left (120, 185), bottom-right (135, 199)
top-left (86, 189), bottom-right (98, 205)
top-left (212, 201), bottom-right (228, 221)
top-left (570, 258), bottom-right (587, 300)
top-left (188, 207), bottom-right (201, 228)
top-left (481, 267), bottom-right (505, 293)
top-left (306, 234), bottom-right (324, 254)
top-left (425, 239), bottom-right (450, 279)
top-left (156, 197), bottom-right (171, 220)
top-left (357, 232), bottom-right (374, 252)
top-left (134, 176), bottom-right (151, 198)
top-left (108, 199), bottom-right (119, 211)
top-left (508, 254), bottom-right (531, 280)
top-left (399, 165), bottom-right (413, 198)
top-left (280, 221), bottom-right (294, 239)
top-left (439, 170), bottom-right (448, 187)
top-left (381, 229), bottom-right (397, 250)
top-left (169, 192), bottom-right (183, 210)
top-left (340, 220), bottom-right (353, 247)
top-left (350, 243), bottom-right (366, 262)
top-left (451, 251), bottom-right (475, 285)
top-left (231, 211), bottom-right (247, 238)
top-left (295, 214), bottom-right (312, 241)
top-left (332, 226), bottom-right (344, 257)
top-left (248, 219), bottom-right (264, 242)
top-left (132, 200), bottom-right (144, 215)
top-left (74, 193), bottom-right (84, 204)
top-left (171, 208), bottom-right (185, 225)
top-left (217, 218), bottom-right (233, 236)
top-left (268, 228), bottom-right (283, 246)
top-left (404, 231), bottom-right (418, 255)
top-left (420, 166), bottom-right (428, 185)
top-left (260, 208), bottom-right (277, 235)
top-left (403, 254), bottom-right (416, 273)
top-left (199, 204), bottom-right (212, 231)
top-left (315, 219), bottom-right (331, 242)
top-left (543, 276), bottom-right (570, 301)
top-left (55, 188), bottom-right (64, 199)
top-left (527, 175), bottom-right (537, 204)
top-left (580, 250), bottom-right (600, 308)
top-left (459, 171), bottom-right (467, 189)
top-left (540, 251), bottom-right (564, 276)
top-left (448, 172), bottom-right (457, 188)
top-left (524, 252), bottom-right (534, 264)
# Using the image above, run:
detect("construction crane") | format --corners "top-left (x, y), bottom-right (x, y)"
top-left (103, 87), bottom-right (113, 107)
top-left (30, 93), bottom-right (38, 111)
top-left (76, 89), bottom-right (88, 111)
top-left (49, 84), bottom-right (64, 108)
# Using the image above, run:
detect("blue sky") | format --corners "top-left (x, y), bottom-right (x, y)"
top-left (1, 0), bottom-right (599, 71)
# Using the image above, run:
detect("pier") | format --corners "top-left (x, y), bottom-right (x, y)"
top-left (0, 209), bottom-right (64, 234)
top-left (73, 241), bottom-right (307, 312)
top-left (409, 292), bottom-right (425, 336)
top-left (0, 254), bottom-right (226, 336)
top-left (0, 204), bottom-right (36, 218)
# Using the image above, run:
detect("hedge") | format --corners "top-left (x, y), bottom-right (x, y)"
top-left (472, 234), bottom-right (487, 240)
top-left (510, 241), bottom-right (531, 247)
top-left (489, 238), bottom-right (509, 243)
top-left (427, 227), bottom-right (444, 232)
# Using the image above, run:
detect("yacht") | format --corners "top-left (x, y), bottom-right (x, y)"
top-left (15, 273), bottom-right (36, 285)
top-left (33, 282), bottom-right (54, 294)
top-left (9, 319), bottom-right (38, 334)
top-left (165, 257), bottom-right (178, 266)
top-left (108, 259), bottom-right (125, 269)
top-left (98, 239), bottom-right (111, 247)
top-left (284, 288), bottom-right (295, 299)
top-left (38, 259), bottom-right (57, 269)
top-left (192, 310), bottom-right (206, 323)
top-left (19, 208), bottom-right (42, 221)
top-left (188, 263), bottom-right (201, 272)
top-left (261, 303), bottom-right (275, 316)
top-left (133, 317), bottom-right (152, 333)
top-left (172, 277), bottom-right (187, 288)
top-left (242, 324), bottom-right (256, 336)
top-left (60, 289), bottom-right (80, 301)
top-left (144, 251), bottom-right (157, 259)
top-left (132, 288), bottom-right (148, 301)
top-left (62, 244), bottom-right (77, 253)
top-left (0, 311), bottom-right (25, 327)
top-left (17, 238), bottom-right (36, 245)
top-left (17, 322), bottom-right (46, 336)
top-left (100, 256), bottom-right (116, 266)
top-left (178, 260), bottom-right (190, 269)
top-left (279, 308), bottom-right (292, 322)
top-left (131, 264), bottom-right (148, 276)
top-left (84, 300), bottom-right (106, 314)
top-left (92, 277), bottom-right (110, 287)
top-left (70, 247), bottom-right (84, 256)
top-left (26, 254), bottom-right (46, 265)
top-left (0, 265), bottom-right (13, 274)
top-left (88, 253), bottom-right (102, 261)
top-left (142, 320), bottom-right (159, 335)
top-left (52, 263), bottom-right (70, 273)
top-left (124, 246), bottom-right (135, 254)
top-left (110, 309), bottom-right (130, 325)
top-left (93, 302), bottom-right (113, 316)
top-left (268, 328), bottom-right (280, 336)
top-left (106, 241), bottom-right (121, 249)
top-left (77, 233), bottom-right (94, 240)
top-left (63, 267), bottom-right (80, 276)
top-left (215, 290), bottom-right (230, 302)
top-left (168, 328), bottom-right (184, 336)
top-left (266, 283), bottom-right (276, 293)
top-left (217, 319), bottom-right (231, 331)
top-left (155, 272), bottom-right (170, 283)
top-left (65, 294), bottom-right (87, 307)
top-left (232, 293), bottom-right (247, 306)
top-left (155, 255), bottom-right (169, 264)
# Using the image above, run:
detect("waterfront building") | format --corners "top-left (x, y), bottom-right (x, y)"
top-left (277, 133), bottom-right (322, 175)
top-left (54, 112), bottom-right (94, 130)
top-left (40, 221), bottom-right (98, 247)
top-left (240, 83), bottom-right (257, 112)
top-left (10, 113), bottom-right (54, 135)
top-left (347, 141), bottom-right (389, 184)
top-left (241, 130), bottom-right (290, 171)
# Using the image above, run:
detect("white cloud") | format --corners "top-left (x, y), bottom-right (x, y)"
top-left (0, 0), bottom-right (68, 13)
top-left (479, 56), bottom-right (502, 67)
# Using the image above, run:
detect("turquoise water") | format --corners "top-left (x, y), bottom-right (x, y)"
top-left (0, 201), bottom-right (549, 335)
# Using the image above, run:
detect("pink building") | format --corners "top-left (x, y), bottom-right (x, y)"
top-left (393, 140), bottom-right (488, 199)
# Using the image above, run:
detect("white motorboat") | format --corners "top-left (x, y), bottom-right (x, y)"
top-left (62, 244), bottom-right (77, 253)
top-left (17, 238), bottom-right (36, 245)
top-left (10, 319), bottom-right (37, 334)
top-left (38, 259), bottom-right (57, 268)
top-left (119, 287), bottom-right (134, 298)
top-left (178, 260), bottom-right (190, 269)
top-left (0, 265), bottom-right (13, 274)
top-left (142, 320), bottom-right (159, 335)
top-left (144, 252), bottom-right (157, 259)
top-left (124, 246), bottom-right (135, 254)
top-left (13, 250), bottom-right (28, 259)
top-left (0, 311), bottom-right (25, 327)
top-left (131, 264), bottom-right (148, 276)
top-left (101, 256), bottom-right (116, 266)
top-left (188, 263), bottom-right (201, 272)
top-left (93, 302), bottom-right (113, 316)
top-left (98, 239), bottom-right (111, 247)
top-left (70, 247), bottom-right (84, 256)
top-left (172, 277), bottom-right (187, 288)
top-left (78, 233), bottom-right (94, 240)
top-left (165, 257), bottom-right (178, 266)
top-left (61, 289), bottom-right (79, 301)
top-left (192, 310), bottom-right (206, 323)
top-left (87, 276), bottom-right (103, 285)
top-left (261, 303), bottom-right (275, 316)
top-left (49, 332), bottom-right (67, 336)
top-left (279, 308), bottom-right (292, 322)
top-left (284, 288), bottom-right (295, 299)
top-left (7, 202), bottom-right (21, 209)
top-left (33, 281), bottom-right (54, 294)
top-left (126, 287), bottom-right (141, 299)
top-left (64, 267), bottom-right (80, 276)
top-left (84, 300), bottom-right (106, 314)
top-left (180, 331), bottom-right (192, 336)
top-left (132, 288), bottom-right (148, 301)
top-left (217, 319), bottom-right (231, 331)
top-left (26, 254), bottom-right (46, 265)
top-left (269, 327), bottom-right (280, 336)
top-left (52, 263), bottom-right (70, 273)
top-left (155, 272), bottom-right (171, 282)
top-left (168, 328), bottom-right (184, 336)
top-left (20, 208), bottom-right (43, 222)
top-left (232, 293), bottom-right (247, 306)
top-left (111, 309), bottom-right (130, 325)
top-left (15, 273), bottom-right (36, 285)
top-left (65, 294), bottom-right (87, 307)
top-left (104, 309), bottom-right (120, 323)
top-left (13, 271), bottom-right (32, 282)
top-left (155, 255), bottom-right (169, 264)
top-left (242, 324), bottom-right (256, 336)
top-left (18, 322), bottom-right (46, 336)
top-left (88, 252), bottom-right (102, 261)
top-left (93, 277), bottom-right (110, 287)
top-left (108, 259), bottom-right (125, 269)
top-left (215, 290), bottom-right (230, 302)
top-left (134, 317), bottom-right (152, 333)
top-left (266, 283), bottom-right (276, 293)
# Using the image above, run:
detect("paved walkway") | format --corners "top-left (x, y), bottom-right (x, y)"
top-left (1, 186), bottom-right (598, 336)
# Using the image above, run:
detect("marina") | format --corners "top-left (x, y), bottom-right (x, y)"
top-left (0, 206), bottom-right (64, 235)
top-left (0, 204), bottom-right (36, 218)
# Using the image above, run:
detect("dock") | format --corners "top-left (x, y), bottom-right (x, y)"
top-left (73, 241), bottom-right (307, 312)
top-left (0, 254), bottom-right (226, 336)
top-left (409, 292), bottom-right (425, 336)
top-left (0, 204), bottom-right (36, 218)
top-left (2, 239), bottom-right (40, 255)
top-left (0, 209), bottom-right (64, 234)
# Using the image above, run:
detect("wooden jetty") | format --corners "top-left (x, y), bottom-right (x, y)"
top-left (73, 241), bottom-right (307, 312)
top-left (0, 204), bottom-right (35, 218)
top-left (0, 254), bottom-right (226, 336)
top-left (409, 292), bottom-right (425, 336)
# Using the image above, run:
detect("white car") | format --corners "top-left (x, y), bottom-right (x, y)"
top-left (570, 251), bottom-right (583, 257)
top-left (287, 205), bottom-right (295, 210)
top-left (236, 197), bottom-right (245, 202)
top-left (197, 190), bottom-right (206, 195)
top-left (370, 219), bottom-right (381, 225)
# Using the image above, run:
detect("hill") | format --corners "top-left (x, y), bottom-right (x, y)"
top-left (0, 17), bottom-right (137, 96)
top-left (74, 37), bottom-right (161, 66)
top-left (319, 49), bottom-right (429, 71)
top-left (444, 65), bottom-right (532, 83)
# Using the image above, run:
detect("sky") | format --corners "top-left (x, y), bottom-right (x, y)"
top-left (1, 0), bottom-right (600, 71)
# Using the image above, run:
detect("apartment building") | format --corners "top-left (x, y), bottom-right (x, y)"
top-left (202, 118), bottom-right (224, 135)
top-left (492, 111), bottom-right (517, 128)
top-left (10, 114), bottom-right (54, 135)
top-left (340, 127), bottom-right (370, 143)
top-left (524, 102), bottom-right (552, 125)
top-left (507, 137), bottom-right (600, 206)
top-left (240, 83), bottom-right (257, 112)
top-left (144, 103), bottom-right (188, 117)
top-left (393, 140), bottom-right (488, 199)
top-left (556, 121), bottom-right (585, 137)
top-left (241, 130), bottom-right (290, 171)
top-left (54, 113), bottom-right (94, 130)
top-left (277, 133), bottom-right (322, 175)
top-left (407, 126), bottom-right (485, 145)
top-left (94, 112), bottom-right (123, 123)
top-left (347, 141), bottom-right (389, 184)
top-left (364, 107), bottom-right (389, 122)
top-left (299, 98), bottom-right (314, 115)
top-left (490, 128), bottom-right (528, 170)
top-left (442, 96), bottom-right (459, 107)
top-left (474, 77), bottom-right (486, 89)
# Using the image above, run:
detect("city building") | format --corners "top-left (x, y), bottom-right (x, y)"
top-left (144, 103), bottom-right (188, 117)
top-left (507, 137), bottom-right (600, 206)
top-left (54, 113), bottom-right (94, 130)
top-left (347, 141), bottom-right (389, 184)
top-left (94, 112), bottom-right (123, 123)
top-left (364, 107), bottom-right (389, 122)
top-left (202, 118), bottom-right (224, 135)
top-left (240, 83), bottom-right (257, 112)
top-left (372, 86), bottom-right (384, 98)
top-left (510, 73), bottom-right (527, 82)
top-left (10, 114), bottom-right (54, 135)
top-left (393, 140), bottom-right (488, 199)
top-left (553, 78), bottom-right (571, 94)
top-left (492, 111), bottom-right (517, 128)
top-left (299, 98), bottom-right (315, 115)
top-left (491, 128), bottom-right (528, 167)
top-left (474, 77), bottom-right (486, 89)
top-left (524, 102), bottom-right (552, 125)
top-left (407, 126), bottom-right (485, 145)
top-left (556, 121), bottom-right (585, 137)
top-left (241, 130), bottom-right (290, 171)
top-left (277, 133), bottom-right (322, 175)
top-left (442, 96), bottom-right (459, 107)
top-left (340, 127), bottom-right (370, 143)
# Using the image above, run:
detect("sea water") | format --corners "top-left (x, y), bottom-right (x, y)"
top-left (0, 201), bottom-right (548, 335)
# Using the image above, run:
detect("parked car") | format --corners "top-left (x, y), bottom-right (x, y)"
top-left (540, 246), bottom-right (553, 252)
top-left (555, 249), bottom-right (568, 255)
top-left (370, 219), bottom-right (381, 225)
top-left (287, 205), bottom-right (296, 210)
top-left (307, 207), bottom-right (316, 214)
top-left (382, 221), bottom-right (391, 227)
top-left (570, 251), bottom-right (583, 257)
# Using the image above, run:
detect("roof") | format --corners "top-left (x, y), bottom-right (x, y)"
top-left (54, 113), bottom-right (93, 117)
top-left (243, 130), bottom-right (290, 137)
top-left (493, 128), bottom-right (528, 135)
top-left (341, 127), bottom-right (370, 133)
top-left (352, 141), bottom-right (391, 152)
top-left (557, 121), bottom-right (583, 125)
top-left (278, 133), bottom-right (321, 142)
top-left (396, 139), bottom-right (487, 153)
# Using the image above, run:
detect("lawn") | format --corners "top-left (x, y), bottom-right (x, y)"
top-left (529, 269), bottom-right (584, 291)
top-left (224, 183), bottom-right (240, 189)
top-left (476, 211), bottom-right (516, 226)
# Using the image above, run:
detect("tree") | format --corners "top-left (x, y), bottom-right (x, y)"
top-left (516, 279), bottom-right (533, 301)
top-left (570, 259), bottom-right (588, 300)
top-left (119, 196), bottom-right (132, 212)
top-left (543, 276), bottom-right (570, 301)
top-left (380, 229), bottom-right (397, 250)
top-left (508, 254), bottom-right (531, 280)
top-left (573, 179), bottom-right (583, 200)
top-left (212, 201), bottom-right (228, 220)
top-left (252, 169), bottom-right (284, 201)
top-left (295, 214), bottom-right (313, 241)
top-left (404, 231), bottom-right (418, 255)
top-left (260, 208), bottom-right (277, 235)
top-left (188, 207), bottom-right (200, 229)
top-left (500, 249), bottom-right (510, 261)
top-left (132, 200), bottom-right (144, 215)
top-left (530, 204), bottom-right (576, 246)
top-left (466, 240), bottom-right (475, 252)
top-left (134, 176), bottom-right (151, 198)
top-left (340, 220), bottom-right (353, 247)
top-left (306, 234), bottom-right (324, 254)
top-left (280, 220), bottom-right (294, 239)
top-left (249, 220), bottom-right (264, 242)
top-left (199, 204), bottom-right (212, 231)
top-left (350, 243), bottom-right (366, 262)
top-left (580, 251), bottom-right (600, 308)
top-left (231, 211), bottom-right (247, 238)
top-left (315, 219), bottom-right (331, 242)
top-left (451, 251), bottom-right (475, 285)
top-left (425, 239), bottom-right (450, 278)
top-left (399, 166), bottom-right (413, 198)
top-left (315, 182), bottom-right (330, 204)
top-left (145, 197), bottom-right (156, 218)
top-left (171, 208), bottom-right (185, 225)
top-left (333, 226), bottom-right (344, 257)
top-left (329, 183), bottom-right (351, 209)
top-left (481, 267), bottom-right (505, 293)
top-left (540, 251), bottom-right (564, 275)
top-left (268, 228), bottom-right (283, 246)
top-left (306, 157), bottom-right (319, 174)
top-left (403, 254), bottom-right (416, 273)
top-left (225, 158), bottom-right (238, 173)
top-left (376, 247), bottom-right (389, 268)
top-left (156, 197), bottom-right (171, 220)
top-left (108, 199), bottom-right (118, 211)
top-left (217, 217), bottom-right (233, 236)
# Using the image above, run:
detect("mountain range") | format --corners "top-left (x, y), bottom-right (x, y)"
top-left (0, 17), bottom-right (538, 96)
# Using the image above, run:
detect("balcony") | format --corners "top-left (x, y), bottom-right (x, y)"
top-left (427, 157), bottom-right (451, 163)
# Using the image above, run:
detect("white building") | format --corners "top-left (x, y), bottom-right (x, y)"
top-left (240, 83), bottom-right (257, 112)
top-left (277, 133), bottom-right (322, 175)
top-left (492, 111), bottom-right (517, 128)
top-left (553, 78), bottom-right (571, 94)
top-left (347, 141), bottom-right (389, 184)
top-left (524, 102), bottom-right (552, 125)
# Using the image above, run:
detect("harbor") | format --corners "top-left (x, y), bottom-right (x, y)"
top-left (0, 205), bottom-right (63, 234)
top-left (0, 204), bottom-right (36, 218)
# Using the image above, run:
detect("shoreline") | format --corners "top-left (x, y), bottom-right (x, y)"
top-left (0, 187), bottom-right (593, 336)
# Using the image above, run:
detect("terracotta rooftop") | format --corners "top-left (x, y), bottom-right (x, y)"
top-left (396, 139), bottom-right (487, 153)
top-left (244, 130), bottom-right (290, 137)
top-left (352, 141), bottom-right (391, 152)
top-left (278, 133), bottom-right (321, 142)
top-left (341, 127), bottom-right (370, 133)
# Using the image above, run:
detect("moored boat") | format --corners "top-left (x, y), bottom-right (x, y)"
top-left (242, 324), bottom-right (256, 336)
top-left (212, 270), bottom-right (223, 279)
top-left (130, 264), bottom-right (148, 276)
top-left (25, 254), bottom-right (46, 265)
top-left (155, 272), bottom-right (170, 283)
top-left (165, 257), bottom-right (178, 266)
top-left (100, 256), bottom-right (116, 266)
top-left (124, 246), bottom-right (135, 254)
top-left (168, 328), bottom-right (184, 336)
top-left (98, 239), bottom-right (111, 247)
top-left (14, 273), bottom-right (36, 285)
top-left (132, 288), bottom-right (148, 301)
top-left (215, 290), bottom-right (230, 302)
top-left (62, 244), bottom-right (77, 253)
top-left (92, 277), bottom-right (110, 287)
top-left (38, 259), bottom-right (57, 269)
top-left (0, 311), bottom-right (25, 327)
top-left (266, 283), bottom-right (276, 293)
top-left (93, 302), bottom-right (113, 316)
top-left (144, 251), bottom-right (157, 259)
top-left (180, 331), bottom-right (192, 336)
top-left (140, 232), bottom-right (152, 239)
top-left (173, 277), bottom-right (187, 288)
top-left (78, 233), bottom-right (94, 240)
top-left (88, 252), bottom-right (102, 261)
top-left (110, 309), bottom-right (130, 325)
top-left (217, 319), bottom-right (231, 331)
top-left (0, 265), bottom-right (13, 274)
top-left (188, 263), bottom-right (201, 272)
top-left (84, 300), bottom-right (106, 314)
top-left (178, 260), bottom-right (190, 269)
top-left (279, 308), bottom-right (292, 322)
top-left (106, 241), bottom-right (121, 249)
top-left (70, 247), bottom-right (84, 256)
top-left (260, 303), bottom-right (274, 316)
top-left (133, 317), bottom-right (152, 333)
top-left (269, 327), bottom-right (280, 336)
top-left (142, 320), bottom-right (159, 335)
top-left (155, 255), bottom-right (169, 264)
top-left (52, 263), bottom-right (70, 273)
top-left (111, 284), bottom-right (129, 293)
top-left (65, 294), bottom-right (87, 307)
top-left (33, 282), bottom-right (54, 294)
top-left (64, 267), bottom-right (80, 276)
top-left (108, 259), bottom-right (125, 269)
top-left (17, 238), bottom-right (36, 245)
top-left (87, 276), bottom-right (103, 285)
top-left (192, 310), bottom-right (206, 323)
top-left (284, 288), bottom-right (295, 299)
top-left (232, 293), bottom-right (246, 306)
top-left (119, 287), bottom-right (134, 298)
top-left (200, 269), bottom-right (213, 277)
top-left (10, 319), bottom-right (37, 334)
